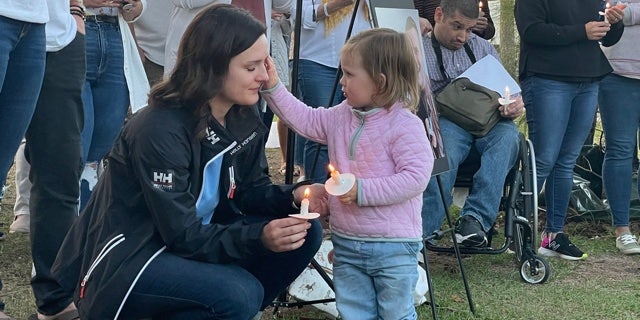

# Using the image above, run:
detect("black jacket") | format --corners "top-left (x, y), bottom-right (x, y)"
top-left (515, 0), bottom-right (624, 82)
top-left (51, 104), bottom-right (300, 319)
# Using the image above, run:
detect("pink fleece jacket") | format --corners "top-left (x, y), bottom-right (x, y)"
top-left (262, 83), bottom-right (434, 240)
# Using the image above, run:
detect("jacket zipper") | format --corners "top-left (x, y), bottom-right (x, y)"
top-left (79, 234), bottom-right (125, 299)
top-left (227, 165), bottom-right (236, 199)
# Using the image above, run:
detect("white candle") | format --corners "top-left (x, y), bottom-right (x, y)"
top-left (300, 187), bottom-right (310, 214)
top-left (504, 86), bottom-right (511, 101)
top-left (478, 1), bottom-right (483, 13)
top-left (300, 199), bottom-right (309, 215)
top-left (328, 164), bottom-right (341, 184)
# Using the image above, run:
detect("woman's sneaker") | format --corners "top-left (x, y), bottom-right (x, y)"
top-left (538, 233), bottom-right (587, 260)
top-left (616, 233), bottom-right (640, 255)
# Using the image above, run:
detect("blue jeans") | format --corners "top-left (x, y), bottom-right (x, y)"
top-left (80, 20), bottom-right (130, 208)
top-left (421, 118), bottom-right (519, 236)
top-left (332, 234), bottom-right (421, 320)
top-left (522, 76), bottom-right (599, 233)
top-left (598, 74), bottom-right (640, 228)
top-left (0, 16), bottom-right (46, 186)
top-left (121, 218), bottom-right (323, 320)
top-left (297, 59), bottom-right (344, 182)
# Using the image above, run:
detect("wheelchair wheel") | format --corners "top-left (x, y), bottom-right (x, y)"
top-left (519, 256), bottom-right (550, 284)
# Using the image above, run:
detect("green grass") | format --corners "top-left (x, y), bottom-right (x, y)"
top-left (3, 160), bottom-right (640, 320)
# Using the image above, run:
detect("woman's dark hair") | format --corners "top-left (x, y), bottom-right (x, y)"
top-left (148, 4), bottom-right (266, 138)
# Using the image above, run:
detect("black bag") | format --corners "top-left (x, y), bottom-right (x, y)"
top-left (430, 36), bottom-right (501, 137)
top-left (435, 77), bottom-right (501, 137)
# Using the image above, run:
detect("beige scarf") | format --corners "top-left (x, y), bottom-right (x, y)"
top-left (322, 0), bottom-right (370, 36)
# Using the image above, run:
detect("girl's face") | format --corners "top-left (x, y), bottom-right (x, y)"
top-left (339, 52), bottom-right (379, 109)
top-left (216, 35), bottom-right (270, 109)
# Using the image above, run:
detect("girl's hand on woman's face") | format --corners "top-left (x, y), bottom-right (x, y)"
top-left (263, 56), bottom-right (280, 90)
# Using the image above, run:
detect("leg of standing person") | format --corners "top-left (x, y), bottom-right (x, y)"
top-left (80, 20), bottom-right (130, 210)
top-left (10, 140), bottom-right (31, 233)
top-left (0, 17), bottom-right (46, 191)
top-left (297, 60), bottom-right (344, 183)
top-left (0, 278), bottom-right (15, 320)
top-left (25, 31), bottom-right (86, 317)
top-left (523, 76), bottom-right (597, 260)
top-left (598, 74), bottom-right (640, 255)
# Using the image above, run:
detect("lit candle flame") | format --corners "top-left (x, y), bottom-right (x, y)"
top-left (328, 164), bottom-right (341, 184)
top-left (504, 85), bottom-right (511, 101)
top-left (300, 187), bottom-right (310, 215)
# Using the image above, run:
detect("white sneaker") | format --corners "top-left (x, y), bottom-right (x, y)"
top-left (616, 233), bottom-right (640, 255)
top-left (9, 214), bottom-right (30, 233)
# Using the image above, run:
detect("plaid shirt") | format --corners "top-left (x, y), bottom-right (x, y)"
top-left (422, 33), bottom-right (500, 93)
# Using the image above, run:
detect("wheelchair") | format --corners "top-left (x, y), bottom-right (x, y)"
top-left (425, 133), bottom-right (551, 284)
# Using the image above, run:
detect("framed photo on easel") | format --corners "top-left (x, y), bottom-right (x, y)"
top-left (369, 0), bottom-right (449, 175)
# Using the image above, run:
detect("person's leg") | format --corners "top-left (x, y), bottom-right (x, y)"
top-left (421, 117), bottom-right (474, 238)
top-left (524, 77), bottom-right (588, 231)
top-left (463, 120), bottom-right (519, 231)
top-left (121, 252), bottom-right (264, 320)
top-left (277, 120), bottom-right (288, 173)
top-left (598, 74), bottom-right (640, 254)
top-left (373, 241), bottom-right (421, 320)
top-left (142, 58), bottom-right (164, 86)
top-left (297, 59), bottom-right (344, 183)
top-left (25, 33), bottom-right (86, 316)
top-left (331, 234), bottom-right (377, 320)
top-left (10, 140), bottom-right (31, 233)
top-left (0, 17), bottom-right (46, 186)
top-left (81, 22), bottom-right (129, 209)
top-left (523, 76), bottom-right (596, 259)
top-left (240, 218), bottom-right (323, 309)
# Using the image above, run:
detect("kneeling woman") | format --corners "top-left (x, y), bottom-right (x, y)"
top-left (51, 4), bottom-right (325, 320)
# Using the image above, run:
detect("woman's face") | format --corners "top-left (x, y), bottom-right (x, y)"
top-left (217, 35), bottom-right (270, 108)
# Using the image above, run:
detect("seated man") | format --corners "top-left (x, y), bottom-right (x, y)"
top-left (421, 0), bottom-right (525, 247)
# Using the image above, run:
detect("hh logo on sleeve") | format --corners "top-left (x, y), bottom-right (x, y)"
top-left (152, 169), bottom-right (175, 191)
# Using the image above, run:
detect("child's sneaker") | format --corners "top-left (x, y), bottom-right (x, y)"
top-left (616, 233), bottom-right (640, 255)
top-left (538, 233), bottom-right (587, 260)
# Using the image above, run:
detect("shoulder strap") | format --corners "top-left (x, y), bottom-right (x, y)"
top-left (431, 35), bottom-right (476, 81)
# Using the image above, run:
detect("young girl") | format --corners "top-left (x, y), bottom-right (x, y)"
top-left (262, 28), bottom-right (434, 320)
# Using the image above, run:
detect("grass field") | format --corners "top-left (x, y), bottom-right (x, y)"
top-left (1, 147), bottom-right (640, 320)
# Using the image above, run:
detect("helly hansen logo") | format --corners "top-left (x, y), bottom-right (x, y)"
top-left (206, 127), bottom-right (220, 145)
top-left (152, 169), bottom-right (175, 191)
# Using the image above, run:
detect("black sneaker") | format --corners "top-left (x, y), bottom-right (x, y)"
top-left (454, 215), bottom-right (487, 247)
top-left (538, 233), bottom-right (587, 261)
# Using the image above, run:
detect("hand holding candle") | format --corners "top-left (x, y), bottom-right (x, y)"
top-left (324, 163), bottom-right (356, 196)
top-left (498, 85), bottom-right (515, 107)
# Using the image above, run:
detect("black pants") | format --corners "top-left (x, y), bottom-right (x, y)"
top-left (24, 33), bottom-right (86, 315)
top-left (0, 278), bottom-right (4, 311)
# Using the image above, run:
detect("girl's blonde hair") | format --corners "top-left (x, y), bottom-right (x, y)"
top-left (340, 28), bottom-right (420, 111)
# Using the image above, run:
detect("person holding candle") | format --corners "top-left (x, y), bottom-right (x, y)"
top-left (420, 0), bottom-right (525, 248)
top-left (46, 5), bottom-right (326, 319)
top-left (597, 0), bottom-right (640, 255)
top-left (262, 28), bottom-right (433, 319)
top-left (516, 0), bottom-right (625, 260)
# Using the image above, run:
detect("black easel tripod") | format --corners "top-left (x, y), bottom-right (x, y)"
top-left (270, 0), bottom-right (362, 313)
top-left (273, 0), bottom-right (476, 318)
